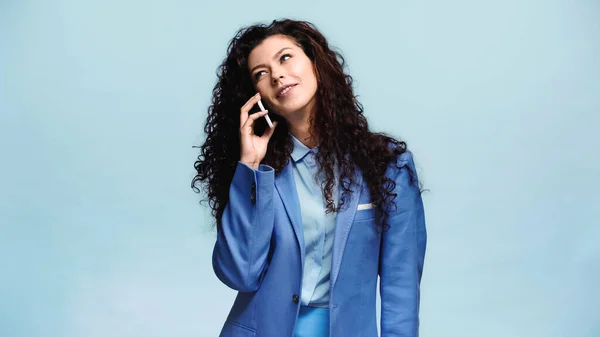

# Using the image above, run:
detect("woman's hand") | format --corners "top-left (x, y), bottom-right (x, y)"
top-left (239, 93), bottom-right (278, 170)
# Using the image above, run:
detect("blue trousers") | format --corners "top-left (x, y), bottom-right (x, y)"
top-left (293, 306), bottom-right (330, 337)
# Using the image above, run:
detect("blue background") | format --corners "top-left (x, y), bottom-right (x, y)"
top-left (1, 0), bottom-right (599, 336)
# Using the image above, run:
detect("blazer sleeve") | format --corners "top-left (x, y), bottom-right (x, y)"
top-left (379, 151), bottom-right (427, 337)
top-left (212, 161), bottom-right (275, 292)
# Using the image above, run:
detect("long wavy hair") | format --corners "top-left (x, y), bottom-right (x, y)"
top-left (192, 19), bottom-right (418, 231)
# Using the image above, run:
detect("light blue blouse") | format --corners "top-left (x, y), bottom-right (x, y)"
top-left (289, 134), bottom-right (338, 308)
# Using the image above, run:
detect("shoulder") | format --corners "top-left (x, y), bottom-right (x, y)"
top-left (386, 148), bottom-right (420, 190)
top-left (384, 140), bottom-right (417, 175)
top-left (395, 150), bottom-right (416, 169)
top-left (384, 148), bottom-right (423, 217)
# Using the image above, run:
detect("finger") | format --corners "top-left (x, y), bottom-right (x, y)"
top-left (241, 110), bottom-right (268, 134)
top-left (240, 93), bottom-right (261, 127)
top-left (247, 110), bottom-right (269, 122)
top-left (241, 92), bottom-right (261, 112)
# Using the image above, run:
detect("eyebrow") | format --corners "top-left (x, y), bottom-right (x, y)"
top-left (250, 47), bottom-right (293, 74)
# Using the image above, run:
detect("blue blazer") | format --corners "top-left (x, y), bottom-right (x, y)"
top-left (213, 151), bottom-right (426, 337)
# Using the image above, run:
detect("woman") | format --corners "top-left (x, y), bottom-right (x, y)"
top-left (192, 19), bottom-right (426, 337)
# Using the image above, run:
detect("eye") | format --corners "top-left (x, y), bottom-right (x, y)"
top-left (280, 54), bottom-right (291, 62)
top-left (254, 70), bottom-right (266, 80)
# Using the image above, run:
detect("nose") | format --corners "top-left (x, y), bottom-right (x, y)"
top-left (271, 74), bottom-right (284, 85)
top-left (271, 66), bottom-right (285, 85)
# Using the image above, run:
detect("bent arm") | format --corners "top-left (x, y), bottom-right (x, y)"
top-left (212, 161), bottom-right (275, 292)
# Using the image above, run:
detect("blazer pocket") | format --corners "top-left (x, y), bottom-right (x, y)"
top-left (354, 203), bottom-right (376, 221)
top-left (220, 321), bottom-right (256, 337)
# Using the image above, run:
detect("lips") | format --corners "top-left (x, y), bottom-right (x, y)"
top-left (276, 84), bottom-right (298, 98)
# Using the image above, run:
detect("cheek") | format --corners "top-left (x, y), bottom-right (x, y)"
top-left (301, 63), bottom-right (318, 87)
top-left (255, 82), bottom-right (270, 96)
top-left (289, 60), bottom-right (309, 80)
top-left (302, 65), bottom-right (315, 82)
top-left (303, 68), bottom-right (318, 92)
top-left (255, 85), bottom-right (277, 107)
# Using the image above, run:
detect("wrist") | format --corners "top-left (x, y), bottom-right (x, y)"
top-left (240, 160), bottom-right (259, 170)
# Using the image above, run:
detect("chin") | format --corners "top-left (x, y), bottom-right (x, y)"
top-left (277, 98), bottom-right (314, 115)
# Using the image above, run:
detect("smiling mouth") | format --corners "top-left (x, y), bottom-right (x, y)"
top-left (276, 84), bottom-right (298, 98)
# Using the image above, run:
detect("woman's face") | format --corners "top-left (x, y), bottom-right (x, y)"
top-left (247, 35), bottom-right (318, 120)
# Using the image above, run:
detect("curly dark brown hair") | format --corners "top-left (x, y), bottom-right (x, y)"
top-left (192, 19), bottom-right (419, 231)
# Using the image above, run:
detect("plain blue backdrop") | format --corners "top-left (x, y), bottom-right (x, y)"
top-left (1, 0), bottom-right (599, 336)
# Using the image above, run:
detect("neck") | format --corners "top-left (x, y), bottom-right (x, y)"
top-left (289, 124), bottom-right (318, 149)
top-left (286, 107), bottom-right (319, 149)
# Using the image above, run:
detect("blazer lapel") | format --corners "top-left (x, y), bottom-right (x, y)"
top-left (330, 168), bottom-right (363, 288)
top-left (274, 161), bottom-right (305, 261)
top-left (274, 159), bottom-right (364, 288)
